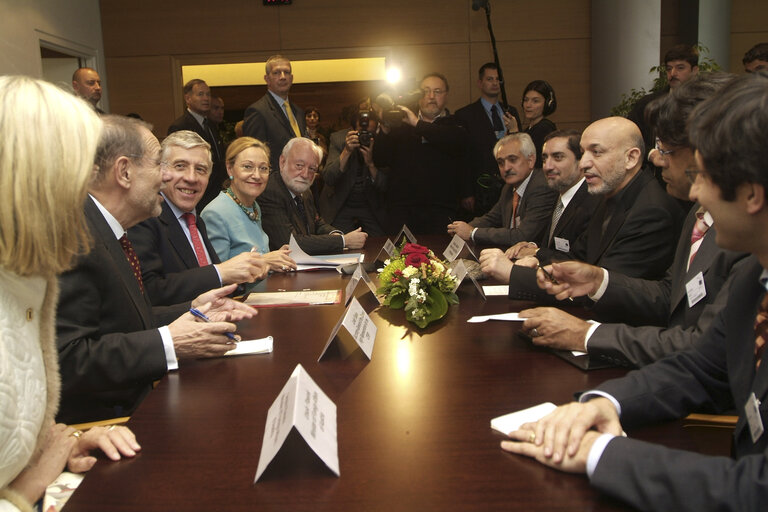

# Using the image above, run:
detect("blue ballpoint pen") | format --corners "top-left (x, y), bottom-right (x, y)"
top-left (189, 307), bottom-right (238, 340)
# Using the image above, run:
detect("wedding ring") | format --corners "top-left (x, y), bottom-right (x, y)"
top-left (530, 328), bottom-right (540, 337)
top-left (529, 432), bottom-right (536, 443)
top-left (107, 425), bottom-right (117, 431)
top-left (70, 429), bottom-right (83, 438)
top-left (281, 265), bottom-right (287, 270)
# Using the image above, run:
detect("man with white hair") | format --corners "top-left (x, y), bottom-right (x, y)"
top-left (259, 137), bottom-right (368, 255)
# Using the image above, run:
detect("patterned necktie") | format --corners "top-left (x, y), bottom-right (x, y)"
top-left (182, 212), bottom-right (210, 266)
top-left (119, 235), bottom-right (144, 293)
top-left (283, 100), bottom-right (302, 138)
top-left (688, 211), bottom-right (709, 268)
top-left (490, 104), bottom-right (504, 132)
top-left (755, 292), bottom-right (768, 369)
top-left (294, 195), bottom-right (309, 232)
top-left (510, 191), bottom-right (520, 228)
top-left (548, 197), bottom-right (565, 245)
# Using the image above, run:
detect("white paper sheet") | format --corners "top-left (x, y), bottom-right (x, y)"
top-left (482, 285), bottom-right (510, 296)
top-left (225, 336), bottom-right (273, 356)
top-left (467, 312), bottom-right (523, 323)
top-left (490, 402), bottom-right (557, 435)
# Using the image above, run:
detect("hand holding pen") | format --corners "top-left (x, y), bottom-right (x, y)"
top-left (536, 263), bottom-right (575, 302)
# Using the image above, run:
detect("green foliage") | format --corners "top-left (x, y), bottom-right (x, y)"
top-left (610, 43), bottom-right (722, 117)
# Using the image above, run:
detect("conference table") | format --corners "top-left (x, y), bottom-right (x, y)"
top-left (65, 236), bottom-right (731, 511)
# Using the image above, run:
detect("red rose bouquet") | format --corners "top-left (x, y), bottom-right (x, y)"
top-left (377, 243), bottom-right (459, 328)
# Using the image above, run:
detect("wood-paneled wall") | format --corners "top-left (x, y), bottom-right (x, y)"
top-left (100, 0), bottom-right (767, 138)
top-left (100, 0), bottom-right (591, 136)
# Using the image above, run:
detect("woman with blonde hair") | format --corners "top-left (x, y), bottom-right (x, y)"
top-left (0, 76), bottom-right (139, 512)
top-left (201, 137), bottom-right (295, 270)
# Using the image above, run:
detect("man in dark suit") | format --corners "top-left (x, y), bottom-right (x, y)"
top-left (259, 137), bottom-right (368, 255)
top-left (167, 79), bottom-right (226, 210)
top-left (501, 72), bottom-right (768, 511)
top-left (56, 116), bottom-right (253, 424)
top-left (454, 62), bottom-right (522, 216)
top-left (480, 117), bottom-right (684, 302)
top-left (318, 107), bottom-right (387, 236)
top-left (128, 130), bottom-right (268, 306)
top-left (243, 55), bottom-right (306, 173)
top-left (447, 132), bottom-right (557, 247)
top-left (517, 73), bottom-right (747, 368)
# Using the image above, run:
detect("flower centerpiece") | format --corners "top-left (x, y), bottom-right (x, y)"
top-left (377, 243), bottom-right (459, 328)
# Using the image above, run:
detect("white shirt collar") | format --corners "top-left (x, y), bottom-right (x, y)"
top-left (161, 192), bottom-right (192, 219)
top-left (187, 108), bottom-right (207, 128)
top-left (515, 170), bottom-right (534, 197)
top-left (89, 194), bottom-right (126, 240)
top-left (559, 177), bottom-right (585, 209)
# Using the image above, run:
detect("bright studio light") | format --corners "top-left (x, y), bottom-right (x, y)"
top-left (386, 67), bottom-right (402, 84)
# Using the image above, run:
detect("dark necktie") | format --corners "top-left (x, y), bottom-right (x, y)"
top-left (490, 104), bottom-right (504, 132)
top-left (202, 118), bottom-right (221, 160)
top-left (182, 212), bottom-right (210, 266)
top-left (294, 195), bottom-right (309, 233)
top-left (548, 198), bottom-right (565, 245)
top-left (119, 235), bottom-right (144, 293)
top-left (755, 292), bottom-right (768, 369)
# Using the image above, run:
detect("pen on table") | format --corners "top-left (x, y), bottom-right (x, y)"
top-left (189, 308), bottom-right (238, 340)
top-left (537, 264), bottom-right (574, 302)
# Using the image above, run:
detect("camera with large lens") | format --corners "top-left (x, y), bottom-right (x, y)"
top-left (375, 90), bottom-right (422, 128)
top-left (358, 111), bottom-right (372, 147)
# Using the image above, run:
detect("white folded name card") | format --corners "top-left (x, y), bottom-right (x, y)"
top-left (319, 297), bottom-right (377, 361)
top-left (450, 259), bottom-right (486, 300)
top-left (394, 224), bottom-right (417, 246)
top-left (344, 264), bottom-right (381, 306)
top-left (254, 364), bottom-right (339, 482)
top-left (443, 234), bottom-right (478, 263)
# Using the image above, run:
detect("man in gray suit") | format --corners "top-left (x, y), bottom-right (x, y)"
top-left (447, 132), bottom-right (557, 246)
top-left (243, 55), bottom-right (306, 173)
top-left (518, 73), bottom-right (747, 368)
top-left (259, 137), bottom-right (368, 255)
top-left (500, 71), bottom-right (768, 512)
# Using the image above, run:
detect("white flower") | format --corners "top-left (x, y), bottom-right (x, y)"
top-left (432, 260), bottom-right (444, 273)
top-left (402, 266), bottom-right (418, 278)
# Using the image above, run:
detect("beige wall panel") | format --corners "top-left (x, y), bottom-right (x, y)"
top-left (469, 0), bottom-right (590, 42)
top-left (105, 56), bottom-right (176, 137)
top-left (100, 0), bottom-right (281, 57)
top-left (276, 0), bottom-right (469, 50)
top-left (467, 38), bottom-right (590, 130)
top-left (731, 0), bottom-right (768, 33)
top-left (729, 32), bottom-right (768, 73)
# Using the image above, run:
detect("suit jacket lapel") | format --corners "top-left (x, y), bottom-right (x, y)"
top-left (552, 181), bottom-right (588, 239)
top-left (473, 99), bottom-right (497, 141)
top-left (159, 203), bottom-right (201, 269)
top-left (84, 198), bottom-right (154, 327)
top-left (266, 93), bottom-right (294, 137)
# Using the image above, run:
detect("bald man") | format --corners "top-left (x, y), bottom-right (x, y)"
top-left (484, 117), bottom-right (684, 303)
top-left (72, 67), bottom-right (103, 113)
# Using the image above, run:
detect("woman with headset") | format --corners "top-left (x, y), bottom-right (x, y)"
top-left (521, 80), bottom-right (557, 167)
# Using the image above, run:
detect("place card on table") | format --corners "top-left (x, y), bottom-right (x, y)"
top-left (490, 402), bottom-right (557, 435)
top-left (393, 224), bottom-right (417, 246)
top-left (373, 238), bottom-right (397, 264)
top-left (344, 264), bottom-right (381, 306)
top-left (450, 259), bottom-right (486, 300)
top-left (254, 364), bottom-right (339, 482)
top-left (443, 234), bottom-right (479, 263)
top-left (318, 297), bottom-right (377, 361)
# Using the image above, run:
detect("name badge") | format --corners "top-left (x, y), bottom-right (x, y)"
top-left (745, 392), bottom-right (764, 443)
top-left (554, 237), bottom-right (570, 252)
top-left (685, 271), bottom-right (706, 308)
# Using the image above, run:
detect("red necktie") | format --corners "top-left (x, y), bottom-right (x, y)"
top-left (182, 213), bottom-right (210, 266)
top-left (688, 211), bottom-right (709, 267)
top-left (119, 235), bottom-right (144, 293)
top-left (511, 191), bottom-right (520, 229)
top-left (755, 292), bottom-right (768, 369)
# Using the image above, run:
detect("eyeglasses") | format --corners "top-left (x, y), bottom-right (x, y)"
top-left (293, 161), bottom-right (318, 175)
top-left (684, 168), bottom-right (704, 184)
top-left (421, 88), bottom-right (446, 97)
top-left (238, 163), bottom-right (270, 175)
top-left (654, 138), bottom-right (677, 157)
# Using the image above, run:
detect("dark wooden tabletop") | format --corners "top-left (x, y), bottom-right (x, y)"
top-left (65, 236), bottom-right (731, 511)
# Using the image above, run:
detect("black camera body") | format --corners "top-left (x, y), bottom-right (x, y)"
top-left (358, 111), bottom-right (373, 147)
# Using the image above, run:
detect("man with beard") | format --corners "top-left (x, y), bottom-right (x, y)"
top-left (72, 67), bottom-right (104, 114)
top-left (373, 73), bottom-right (472, 234)
top-left (259, 137), bottom-right (368, 255)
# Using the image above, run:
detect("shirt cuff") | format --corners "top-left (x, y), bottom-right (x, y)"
top-left (578, 390), bottom-right (621, 417)
top-left (158, 325), bottom-right (178, 371)
top-left (583, 320), bottom-right (601, 351)
top-left (586, 433), bottom-right (616, 478)
top-left (470, 227), bottom-right (478, 242)
top-left (212, 264), bottom-right (223, 286)
top-left (588, 268), bottom-right (610, 301)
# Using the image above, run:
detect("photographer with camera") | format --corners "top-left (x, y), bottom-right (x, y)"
top-left (373, 73), bottom-right (472, 235)
top-left (318, 101), bottom-right (387, 236)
